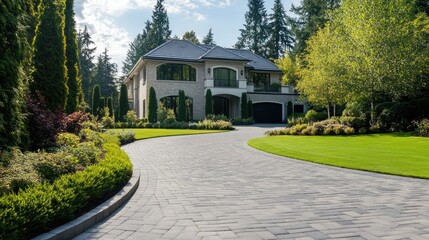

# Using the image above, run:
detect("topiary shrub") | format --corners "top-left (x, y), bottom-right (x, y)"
top-left (205, 89), bottom-right (213, 116)
top-left (241, 92), bottom-right (248, 118)
top-left (118, 84), bottom-right (129, 122)
top-left (178, 90), bottom-right (186, 122)
top-left (148, 87), bottom-right (158, 123)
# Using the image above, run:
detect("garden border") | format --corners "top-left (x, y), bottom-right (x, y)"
top-left (33, 167), bottom-right (140, 240)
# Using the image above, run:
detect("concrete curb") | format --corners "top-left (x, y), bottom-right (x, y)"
top-left (33, 167), bottom-right (140, 240)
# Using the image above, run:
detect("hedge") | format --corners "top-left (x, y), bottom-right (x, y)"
top-left (0, 136), bottom-right (132, 239)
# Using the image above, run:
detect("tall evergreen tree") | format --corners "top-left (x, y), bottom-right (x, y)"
top-left (77, 25), bottom-right (96, 103)
top-left (92, 84), bottom-right (101, 117)
top-left (0, 0), bottom-right (27, 147)
top-left (147, 0), bottom-right (171, 50)
top-left (290, 0), bottom-right (341, 57)
top-left (205, 89), bottom-right (213, 116)
top-left (65, 0), bottom-right (82, 113)
top-left (31, 0), bottom-right (68, 112)
top-left (235, 0), bottom-right (269, 57)
top-left (202, 28), bottom-right (216, 45)
top-left (122, 21), bottom-right (151, 74)
top-left (118, 84), bottom-right (129, 122)
top-left (182, 31), bottom-right (200, 44)
top-left (266, 0), bottom-right (294, 59)
top-left (178, 90), bottom-right (186, 121)
top-left (92, 48), bottom-right (117, 99)
top-left (241, 92), bottom-right (249, 118)
top-left (107, 96), bottom-right (113, 117)
top-left (148, 87), bottom-right (158, 123)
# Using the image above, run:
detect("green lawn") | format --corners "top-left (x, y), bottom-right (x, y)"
top-left (112, 128), bottom-right (226, 140)
top-left (248, 133), bottom-right (429, 179)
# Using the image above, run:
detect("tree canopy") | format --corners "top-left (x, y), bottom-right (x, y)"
top-left (202, 28), bottom-right (215, 45)
top-left (182, 30), bottom-right (200, 44)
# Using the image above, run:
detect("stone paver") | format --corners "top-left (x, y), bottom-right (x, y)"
top-left (74, 125), bottom-right (429, 239)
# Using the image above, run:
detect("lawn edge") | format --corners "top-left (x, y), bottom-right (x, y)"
top-left (248, 138), bottom-right (429, 180)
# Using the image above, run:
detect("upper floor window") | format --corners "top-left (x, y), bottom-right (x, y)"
top-left (156, 63), bottom-right (196, 81)
top-left (213, 68), bottom-right (237, 88)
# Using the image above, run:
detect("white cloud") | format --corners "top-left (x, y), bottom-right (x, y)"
top-left (75, 0), bottom-right (232, 73)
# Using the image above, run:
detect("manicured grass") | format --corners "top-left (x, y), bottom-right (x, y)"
top-left (112, 128), bottom-right (226, 140)
top-left (248, 133), bottom-right (429, 179)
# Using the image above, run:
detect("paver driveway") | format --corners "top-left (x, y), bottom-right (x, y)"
top-left (76, 125), bottom-right (429, 240)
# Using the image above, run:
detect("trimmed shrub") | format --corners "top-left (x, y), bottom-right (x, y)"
top-left (414, 119), bottom-right (429, 137)
top-left (340, 116), bottom-right (365, 130)
top-left (107, 130), bottom-right (136, 145)
top-left (0, 133), bottom-right (132, 239)
top-left (248, 100), bottom-right (253, 118)
top-left (148, 87), bottom-right (158, 123)
top-left (92, 85), bottom-right (101, 117)
top-left (194, 120), bottom-right (234, 130)
top-left (118, 84), bottom-right (129, 122)
top-left (305, 110), bottom-right (327, 122)
top-left (63, 112), bottom-right (90, 134)
top-left (241, 92), bottom-right (248, 118)
top-left (26, 94), bottom-right (66, 150)
top-left (205, 89), bottom-right (213, 116)
top-left (267, 118), bottom-right (355, 136)
top-left (56, 133), bottom-right (80, 148)
top-left (231, 117), bottom-right (255, 125)
top-left (178, 90), bottom-right (186, 122)
top-left (206, 114), bottom-right (228, 121)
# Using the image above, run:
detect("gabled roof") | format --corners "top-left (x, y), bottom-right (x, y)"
top-left (142, 39), bottom-right (281, 72)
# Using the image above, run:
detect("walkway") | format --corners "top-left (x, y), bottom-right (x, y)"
top-left (75, 125), bottom-right (429, 240)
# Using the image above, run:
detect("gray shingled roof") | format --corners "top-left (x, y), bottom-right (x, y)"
top-left (228, 49), bottom-right (282, 72)
top-left (200, 46), bottom-right (250, 61)
top-left (143, 39), bottom-right (206, 61)
top-left (143, 39), bottom-right (281, 72)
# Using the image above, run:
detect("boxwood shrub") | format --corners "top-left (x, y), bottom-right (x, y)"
top-left (0, 134), bottom-right (133, 239)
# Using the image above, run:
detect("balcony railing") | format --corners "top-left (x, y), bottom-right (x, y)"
top-left (254, 84), bottom-right (281, 93)
top-left (214, 79), bottom-right (238, 88)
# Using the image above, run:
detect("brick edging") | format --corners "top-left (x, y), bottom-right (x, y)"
top-left (33, 167), bottom-right (140, 240)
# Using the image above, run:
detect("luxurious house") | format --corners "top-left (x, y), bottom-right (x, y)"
top-left (124, 39), bottom-right (306, 123)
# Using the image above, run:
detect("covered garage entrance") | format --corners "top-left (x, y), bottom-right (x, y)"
top-left (253, 102), bottom-right (283, 123)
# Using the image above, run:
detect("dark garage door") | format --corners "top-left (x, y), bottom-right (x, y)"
top-left (253, 103), bottom-right (283, 123)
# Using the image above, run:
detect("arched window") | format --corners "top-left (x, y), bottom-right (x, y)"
top-left (213, 68), bottom-right (237, 87)
top-left (156, 63), bottom-right (196, 81)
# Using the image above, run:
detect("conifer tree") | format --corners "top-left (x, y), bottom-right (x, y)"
top-left (178, 90), bottom-right (186, 122)
top-left (31, 0), bottom-right (68, 112)
top-left (148, 0), bottom-right (171, 49)
top-left (92, 48), bottom-right (117, 98)
top-left (0, 0), bottom-right (27, 147)
top-left (92, 84), bottom-right (101, 117)
top-left (148, 87), bottom-right (158, 123)
top-left (290, 0), bottom-right (340, 57)
top-left (248, 100), bottom-right (253, 118)
top-left (65, 0), bottom-right (82, 113)
top-left (182, 31), bottom-right (200, 44)
top-left (202, 28), bottom-right (215, 45)
top-left (77, 25), bottom-right (96, 102)
top-left (235, 0), bottom-right (268, 57)
top-left (266, 0), bottom-right (294, 59)
top-left (122, 21), bottom-right (152, 74)
top-left (205, 89), bottom-right (213, 116)
top-left (118, 84), bottom-right (129, 122)
top-left (107, 97), bottom-right (113, 117)
top-left (241, 92), bottom-right (249, 118)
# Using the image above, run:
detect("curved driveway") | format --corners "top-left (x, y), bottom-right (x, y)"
top-left (76, 125), bottom-right (429, 240)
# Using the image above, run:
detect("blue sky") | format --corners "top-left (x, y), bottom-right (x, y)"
top-left (74, 0), bottom-right (300, 72)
